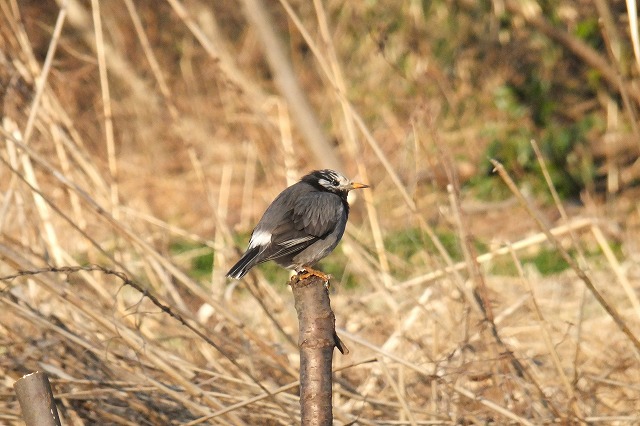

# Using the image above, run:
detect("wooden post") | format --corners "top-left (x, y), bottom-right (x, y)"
top-left (14, 371), bottom-right (61, 426)
top-left (289, 274), bottom-right (347, 426)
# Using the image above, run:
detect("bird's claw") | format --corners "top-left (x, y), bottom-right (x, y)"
top-left (297, 267), bottom-right (332, 284)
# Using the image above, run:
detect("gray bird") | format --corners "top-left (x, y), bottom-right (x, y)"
top-left (226, 169), bottom-right (368, 280)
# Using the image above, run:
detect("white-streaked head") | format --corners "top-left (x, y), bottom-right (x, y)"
top-left (303, 169), bottom-right (369, 194)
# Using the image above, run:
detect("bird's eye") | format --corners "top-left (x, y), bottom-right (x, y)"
top-left (332, 179), bottom-right (339, 186)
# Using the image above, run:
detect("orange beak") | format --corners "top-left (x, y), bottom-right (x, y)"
top-left (349, 182), bottom-right (369, 190)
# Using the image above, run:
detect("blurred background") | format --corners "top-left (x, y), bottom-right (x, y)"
top-left (1, 0), bottom-right (640, 424)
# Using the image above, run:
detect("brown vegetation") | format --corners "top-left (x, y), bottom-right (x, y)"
top-left (1, 0), bottom-right (640, 424)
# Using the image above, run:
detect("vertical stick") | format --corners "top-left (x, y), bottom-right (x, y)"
top-left (13, 371), bottom-right (61, 426)
top-left (290, 274), bottom-right (341, 426)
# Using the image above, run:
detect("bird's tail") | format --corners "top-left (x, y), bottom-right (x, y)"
top-left (226, 246), bottom-right (261, 279)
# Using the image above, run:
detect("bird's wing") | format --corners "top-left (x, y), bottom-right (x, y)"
top-left (292, 192), bottom-right (344, 238)
top-left (260, 192), bottom-right (344, 261)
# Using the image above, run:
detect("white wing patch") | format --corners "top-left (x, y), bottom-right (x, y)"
top-left (248, 230), bottom-right (272, 248)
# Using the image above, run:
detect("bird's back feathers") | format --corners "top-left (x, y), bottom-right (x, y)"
top-left (293, 191), bottom-right (345, 237)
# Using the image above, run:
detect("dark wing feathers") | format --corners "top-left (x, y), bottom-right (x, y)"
top-left (293, 192), bottom-right (343, 237)
top-left (259, 217), bottom-right (314, 261)
top-left (260, 190), bottom-right (344, 263)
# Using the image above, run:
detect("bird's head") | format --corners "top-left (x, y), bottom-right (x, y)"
top-left (303, 169), bottom-right (369, 194)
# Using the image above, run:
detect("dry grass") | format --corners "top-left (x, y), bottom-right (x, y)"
top-left (1, 1), bottom-right (640, 424)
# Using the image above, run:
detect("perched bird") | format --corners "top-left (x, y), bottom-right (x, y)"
top-left (226, 169), bottom-right (368, 281)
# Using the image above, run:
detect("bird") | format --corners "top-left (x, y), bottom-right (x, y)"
top-left (226, 169), bottom-right (368, 281)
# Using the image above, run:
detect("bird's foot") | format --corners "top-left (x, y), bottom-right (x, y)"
top-left (296, 266), bottom-right (332, 284)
